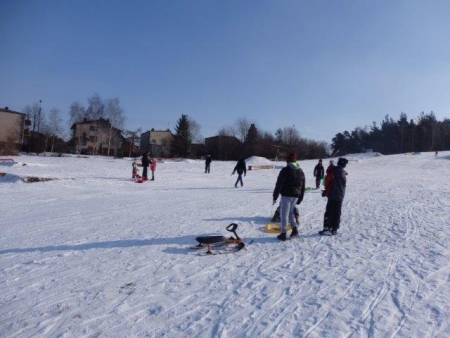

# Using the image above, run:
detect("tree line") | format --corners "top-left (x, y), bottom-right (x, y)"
top-left (17, 93), bottom-right (448, 159)
top-left (171, 115), bottom-right (328, 160)
top-left (331, 112), bottom-right (450, 156)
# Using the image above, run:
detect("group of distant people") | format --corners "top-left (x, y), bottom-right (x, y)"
top-left (134, 150), bottom-right (348, 239)
top-left (204, 152), bottom-right (348, 239)
top-left (272, 154), bottom-right (348, 240)
top-left (132, 151), bottom-right (157, 181)
top-left (205, 155), bottom-right (247, 188)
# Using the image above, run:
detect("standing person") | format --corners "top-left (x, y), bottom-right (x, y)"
top-left (272, 153), bottom-right (306, 241)
top-left (321, 159), bottom-right (335, 187)
top-left (141, 151), bottom-right (149, 181)
top-left (326, 159), bottom-right (335, 174)
top-left (205, 155), bottom-right (212, 173)
top-left (232, 158), bottom-right (247, 188)
top-left (150, 158), bottom-right (157, 181)
top-left (435, 150), bottom-right (438, 157)
top-left (313, 159), bottom-right (324, 189)
top-left (319, 157), bottom-right (348, 236)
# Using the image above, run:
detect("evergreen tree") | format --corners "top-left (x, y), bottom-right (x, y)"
top-left (244, 123), bottom-right (259, 157)
top-left (171, 114), bottom-right (192, 158)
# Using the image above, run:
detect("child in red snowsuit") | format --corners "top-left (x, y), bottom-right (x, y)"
top-left (150, 159), bottom-right (157, 181)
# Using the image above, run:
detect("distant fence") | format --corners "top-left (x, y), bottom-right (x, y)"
top-left (248, 165), bottom-right (275, 170)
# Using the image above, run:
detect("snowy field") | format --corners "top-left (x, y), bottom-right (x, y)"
top-left (1, 151), bottom-right (449, 338)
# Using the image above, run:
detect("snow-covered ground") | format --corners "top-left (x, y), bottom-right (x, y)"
top-left (1, 151), bottom-right (449, 337)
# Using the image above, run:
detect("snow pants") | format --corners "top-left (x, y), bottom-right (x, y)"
top-left (315, 176), bottom-right (321, 189)
top-left (323, 200), bottom-right (342, 231)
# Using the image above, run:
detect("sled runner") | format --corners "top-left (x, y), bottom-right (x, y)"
top-left (264, 222), bottom-right (292, 233)
top-left (194, 223), bottom-right (249, 255)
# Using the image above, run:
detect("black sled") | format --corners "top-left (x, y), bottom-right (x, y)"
top-left (194, 223), bottom-right (249, 255)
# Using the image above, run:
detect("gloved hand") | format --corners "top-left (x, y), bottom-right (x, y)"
top-left (272, 199), bottom-right (277, 205)
top-left (321, 190), bottom-right (326, 197)
top-left (296, 198), bottom-right (301, 205)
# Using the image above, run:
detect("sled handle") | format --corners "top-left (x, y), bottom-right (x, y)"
top-left (226, 223), bottom-right (240, 240)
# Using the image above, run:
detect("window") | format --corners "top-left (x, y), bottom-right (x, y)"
top-left (90, 126), bottom-right (97, 131)
top-left (89, 136), bottom-right (96, 142)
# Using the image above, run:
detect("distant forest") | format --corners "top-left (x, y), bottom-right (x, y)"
top-left (331, 111), bottom-right (449, 156)
top-left (171, 111), bottom-right (448, 161)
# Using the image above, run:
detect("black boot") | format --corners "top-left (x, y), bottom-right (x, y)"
top-left (277, 232), bottom-right (287, 241)
top-left (290, 227), bottom-right (299, 238)
top-left (319, 228), bottom-right (333, 236)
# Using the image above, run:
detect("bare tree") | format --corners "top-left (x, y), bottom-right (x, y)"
top-left (124, 128), bottom-right (142, 158)
top-left (69, 102), bottom-right (87, 154)
top-left (282, 125), bottom-right (301, 149)
top-left (105, 97), bottom-right (126, 156)
top-left (217, 125), bottom-right (237, 137)
top-left (47, 108), bottom-right (63, 153)
top-left (235, 117), bottom-right (252, 143)
top-left (188, 117), bottom-right (203, 144)
top-left (22, 102), bottom-right (41, 133)
top-left (86, 93), bottom-right (105, 120)
top-left (69, 102), bottom-right (87, 124)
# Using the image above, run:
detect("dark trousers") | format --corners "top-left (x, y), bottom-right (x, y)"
top-left (315, 176), bottom-right (321, 188)
top-left (143, 167), bottom-right (148, 180)
top-left (235, 174), bottom-right (243, 187)
top-left (205, 165), bottom-right (210, 173)
top-left (323, 200), bottom-right (342, 231)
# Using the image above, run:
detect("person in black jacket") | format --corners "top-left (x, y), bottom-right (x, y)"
top-left (313, 159), bottom-right (325, 189)
top-left (272, 153), bottom-right (306, 241)
top-left (319, 157), bottom-right (348, 236)
top-left (141, 151), bottom-right (150, 181)
top-left (232, 158), bottom-right (247, 187)
top-left (205, 155), bottom-right (212, 173)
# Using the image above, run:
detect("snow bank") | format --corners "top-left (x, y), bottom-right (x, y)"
top-left (245, 156), bottom-right (273, 165)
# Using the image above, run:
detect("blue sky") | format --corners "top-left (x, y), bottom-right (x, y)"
top-left (1, 0), bottom-right (449, 142)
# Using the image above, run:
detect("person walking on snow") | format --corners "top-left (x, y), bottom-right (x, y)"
top-left (319, 157), bottom-right (348, 236)
top-left (150, 158), bottom-right (157, 181)
top-left (205, 155), bottom-right (212, 173)
top-left (313, 159), bottom-right (324, 189)
top-left (232, 158), bottom-right (247, 187)
top-left (272, 153), bottom-right (305, 241)
top-left (141, 152), bottom-right (150, 181)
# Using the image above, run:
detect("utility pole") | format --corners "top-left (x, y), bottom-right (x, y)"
top-left (37, 100), bottom-right (42, 133)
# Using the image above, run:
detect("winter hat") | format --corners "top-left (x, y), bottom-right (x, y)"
top-left (286, 153), bottom-right (297, 162)
top-left (319, 159), bottom-right (322, 163)
top-left (337, 157), bottom-right (348, 167)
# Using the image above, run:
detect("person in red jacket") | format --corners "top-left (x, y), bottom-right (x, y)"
top-left (319, 157), bottom-right (348, 236)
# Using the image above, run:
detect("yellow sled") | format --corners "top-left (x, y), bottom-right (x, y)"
top-left (264, 222), bottom-right (292, 233)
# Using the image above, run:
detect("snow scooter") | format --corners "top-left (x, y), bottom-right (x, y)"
top-left (193, 223), bottom-right (251, 255)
